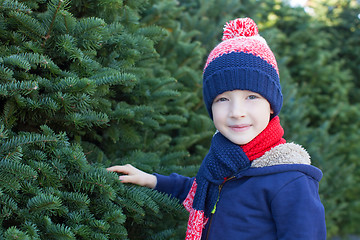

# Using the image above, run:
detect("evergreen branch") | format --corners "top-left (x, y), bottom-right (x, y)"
top-left (0, 80), bottom-right (38, 97)
top-left (136, 25), bottom-right (168, 43)
top-left (111, 102), bottom-right (135, 120)
top-left (42, 0), bottom-right (64, 47)
top-left (0, 124), bottom-right (9, 140)
top-left (51, 77), bottom-right (96, 94)
top-left (62, 10), bottom-right (72, 35)
top-left (61, 192), bottom-right (90, 209)
top-left (107, 225), bottom-right (128, 239)
top-left (55, 92), bottom-right (77, 114)
top-left (74, 94), bottom-right (92, 110)
top-left (71, 224), bottom-right (92, 239)
top-left (0, 0), bottom-right (32, 14)
top-left (22, 41), bottom-right (44, 55)
top-left (38, 97), bottom-right (61, 112)
top-left (66, 110), bottom-right (109, 129)
top-left (27, 193), bottom-right (62, 213)
top-left (56, 34), bottom-right (84, 61)
top-left (31, 161), bottom-right (62, 188)
top-left (2, 101), bottom-right (17, 129)
top-left (148, 135), bottom-right (171, 151)
top-left (66, 211), bottom-right (85, 225)
top-left (14, 95), bottom-right (60, 112)
top-left (75, 17), bottom-right (106, 50)
top-left (0, 64), bottom-right (15, 82)
top-left (76, 55), bottom-right (102, 71)
top-left (8, 11), bottom-right (46, 40)
top-left (0, 158), bottom-right (38, 180)
top-left (26, 149), bottom-right (48, 162)
top-left (17, 52), bottom-right (61, 74)
top-left (4, 226), bottom-right (31, 239)
top-left (52, 145), bottom-right (88, 173)
top-left (147, 229), bottom-right (174, 240)
top-left (116, 196), bottom-right (145, 217)
top-left (91, 72), bottom-right (137, 87)
top-left (2, 54), bottom-right (31, 71)
top-left (103, 209), bottom-right (126, 224)
top-left (89, 219), bottom-right (110, 232)
top-left (21, 222), bottom-right (40, 239)
top-left (44, 216), bottom-right (76, 239)
top-left (160, 151), bottom-right (190, 165)
top-left (0, 172), bottom-right (21, 192)
top-left (150, 89), bottom-right (180, 100)
top-left (137, 117), bottom-right (160, 129)
top-left (0, 194), bottom-right (18, 213)
top-left (164, 114), bottom-right (187, 124)
top-left (20, 180), bottom-right (42, 197)
top-left (0, 134), bottom-right (61, 154)
top-left (150, 77), bottom-right (177, 92)
top-left (70, 169), bottom-right (116, 199)
top-left (75, 17), bottom-right (106, 37)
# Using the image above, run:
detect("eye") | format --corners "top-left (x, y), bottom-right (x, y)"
top-left (214, 97), bottom-right (228, 103)
top-left (247, 95), bottom-right (259, 100)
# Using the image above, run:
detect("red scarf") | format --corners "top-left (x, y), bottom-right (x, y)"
top-left (183, 116), bottom-right (285, 240)
top-left (241, 116), bottom-right (286, 160)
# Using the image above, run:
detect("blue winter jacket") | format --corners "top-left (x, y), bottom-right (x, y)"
top-left (155, 143), bottom-right (326, 240)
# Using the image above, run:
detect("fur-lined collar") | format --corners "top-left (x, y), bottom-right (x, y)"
top-left (251, 143), bottom-right (311, 168)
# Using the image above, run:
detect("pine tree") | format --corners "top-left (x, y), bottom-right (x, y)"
top-left (0, 125), bottom-right (187, 239)
top-left (0, 0), bottom-right (191, 238)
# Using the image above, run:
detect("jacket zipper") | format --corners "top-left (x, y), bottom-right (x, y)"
top-left (205, 176), bottom-right (235, 240)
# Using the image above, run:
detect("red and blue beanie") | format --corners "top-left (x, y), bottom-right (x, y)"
top-left (203, 18), bottom-right (283, 119)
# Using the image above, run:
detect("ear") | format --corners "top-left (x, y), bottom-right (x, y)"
top-left (270, 108), bottom-right (274, 114)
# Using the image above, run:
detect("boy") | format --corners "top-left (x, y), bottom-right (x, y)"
top-left (107, 17), bottom-right (326, 239)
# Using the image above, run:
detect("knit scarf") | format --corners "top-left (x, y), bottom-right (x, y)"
top-left (182, 116), bottom-right (286, 240)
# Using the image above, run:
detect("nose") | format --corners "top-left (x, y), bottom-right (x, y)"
top-left (229, 100), bottom-right (245, 118)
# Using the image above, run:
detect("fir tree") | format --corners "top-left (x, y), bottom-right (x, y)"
top-left (0, 0), bottom-right (191, 238)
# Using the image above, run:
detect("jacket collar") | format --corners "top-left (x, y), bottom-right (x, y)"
top-left (250, 142), bottom-right (311, 168)
top-left (234, 143), bottom-right (322, 181)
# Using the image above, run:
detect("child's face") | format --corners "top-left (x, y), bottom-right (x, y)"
top-left (212, 90), bottom-right (273, 145)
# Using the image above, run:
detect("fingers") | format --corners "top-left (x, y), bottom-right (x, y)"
top-left (107, 164), bottom-right (135, 175)
top-left (118, 174), bottom-right (135, 184)
top-left (107, 164), bottom-right (157, 189)
top-left (107, 164), bottom-right (143, 183)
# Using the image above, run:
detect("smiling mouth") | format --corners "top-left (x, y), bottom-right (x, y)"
top-left (229, 125), bottom-right (251, 132)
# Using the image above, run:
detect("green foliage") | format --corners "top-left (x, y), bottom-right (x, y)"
top-left (1, 0), bottom-right (360, 239)
top-left (0, 126), bottom-right (186, 239)
top-left (1, 0), bottom-right (191, 238)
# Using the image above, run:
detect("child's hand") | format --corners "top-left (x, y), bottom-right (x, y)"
top-left (107, 164), bottom-right (157, 189)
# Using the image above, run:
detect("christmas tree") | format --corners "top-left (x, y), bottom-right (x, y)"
top-left (0, 0), bottom-right (198, 238)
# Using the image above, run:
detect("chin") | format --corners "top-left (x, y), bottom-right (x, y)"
top-left (231, 139), bottom-right (252, 145)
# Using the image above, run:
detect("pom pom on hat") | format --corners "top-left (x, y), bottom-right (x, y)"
top-left (202, 17), bottom-right (283, 119)
top-left (222, 17), bottom-right (258, 40)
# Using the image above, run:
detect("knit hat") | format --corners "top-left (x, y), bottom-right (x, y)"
top-left (203, 17), bottom-right (283, 119)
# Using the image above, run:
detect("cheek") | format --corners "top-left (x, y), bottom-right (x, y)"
top-left (256, 110), bottom-right (271, 131)
top-left (212, 105), bottom-right (225, 126)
